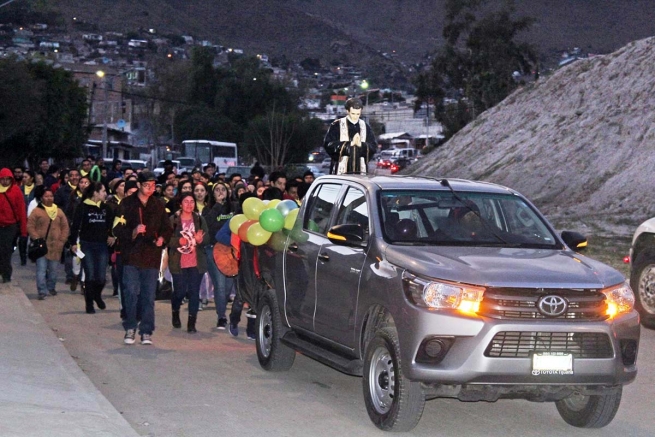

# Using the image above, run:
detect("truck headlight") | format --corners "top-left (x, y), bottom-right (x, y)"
top-left (402, 271), bottom-right (485, 313)
top-left (601, 281), bottom-right (635, 318)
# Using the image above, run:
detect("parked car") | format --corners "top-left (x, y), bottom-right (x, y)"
top-left (122, 160), bottom-right (148, 171)
top-left (629, 216), bottom-right (655, 328)
top-left (243, 175), bottom-right (639, 432)
top-left (153, 160), bottom-right (181, 176)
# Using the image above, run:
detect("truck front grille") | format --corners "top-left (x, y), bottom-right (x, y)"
top-left (478, 287), bottom-right (608, 321)
top-left (485, 331), bottom-right (614, 358)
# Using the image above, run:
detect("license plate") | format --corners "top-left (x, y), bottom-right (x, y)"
top-left (532, 352), bottom-right (573, 375)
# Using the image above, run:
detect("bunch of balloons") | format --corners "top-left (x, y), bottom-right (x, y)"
top-left (228, 198), bottom-right (300, 246)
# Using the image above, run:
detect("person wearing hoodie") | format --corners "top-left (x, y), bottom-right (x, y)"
top-left (0, 168), bottom-right (27, 282)
top-left (69, 182), bottom-right (115, 313)
top-left (27, 187), bottom-right (69, 299)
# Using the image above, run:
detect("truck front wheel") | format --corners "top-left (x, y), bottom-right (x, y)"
top-left (362, 327), bottom-right (425, 432)
top-left (256, 289), bottom-right (295, 371)
top-left (555, 387), bottom-right (622, 428)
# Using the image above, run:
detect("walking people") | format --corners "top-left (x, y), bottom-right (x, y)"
top-left (69, 182), bottom-right (115, 314)
top-left (0, 168), bottom-right (27, 283)
top-left (27, 188), bottom-right (69, 300)
top-left (168, 193), bottom-right (209, 333)
top-left (202, 182), bottom-right (235, 329)
top-left (113, 171), bottom-right (173, 345)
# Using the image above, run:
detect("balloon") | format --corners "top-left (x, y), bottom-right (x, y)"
top-left (238, 219), bottom-right (258, 243)
top-left (307, 219), bottom-right (320, 233)
top-left (229, 214), bottom-right (248, 234)
top-left (267, 231), bottom-right (288, 252)
top-left (289, 227), bottom-right (309, 244)
top-left (276, 199), bottom-right (299, 218)
top-left (283, 208), bottom-right (300, 230)
top-left (259, 208), bottom-right (285, 233)
top-left (247, 223), bottom-right (272, 246)
top-left (266, 199), bottom-right (281, 209)
top-left (243, 197), bottom-right (265, 220)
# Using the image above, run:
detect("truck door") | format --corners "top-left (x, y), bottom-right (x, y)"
top-left (314, 186), bottom-right (369, 348)
top-left (284, 183), bottom-right (342, 331)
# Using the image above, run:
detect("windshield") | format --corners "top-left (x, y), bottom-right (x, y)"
top-left (379, 190), bottom-right (559, 248)
top-left (178, 158), bottom-right (196, 167)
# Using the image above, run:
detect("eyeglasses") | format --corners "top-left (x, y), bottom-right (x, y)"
top-left (141, 182), bottom-right (156, 189)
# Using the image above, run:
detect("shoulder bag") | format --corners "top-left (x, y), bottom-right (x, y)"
top-left (28, 215), bottom-right (53, 262)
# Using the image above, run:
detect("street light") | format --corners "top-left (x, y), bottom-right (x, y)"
top-left (96, 70), bottom-right (109, 160)
top-left (360, 79), bottom-right (370, 107)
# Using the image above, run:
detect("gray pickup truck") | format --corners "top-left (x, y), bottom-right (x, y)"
top-left (242, 175), bottom-right (639, 432)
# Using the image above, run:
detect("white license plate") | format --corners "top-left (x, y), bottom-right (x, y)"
top-left (532, 352), bottom-right (573, 375)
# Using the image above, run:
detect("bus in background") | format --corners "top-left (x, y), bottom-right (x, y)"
top-left (180, 140), bottom-right (238, 173)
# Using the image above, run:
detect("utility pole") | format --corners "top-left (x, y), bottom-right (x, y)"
top-left (96, 70), bottom-right (109, 159)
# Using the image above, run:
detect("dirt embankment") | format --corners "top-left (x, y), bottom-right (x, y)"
top-left (409, 37), bottom-right (655, 237)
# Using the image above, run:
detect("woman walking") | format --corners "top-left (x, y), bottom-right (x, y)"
top-left (168, 193), bottom-right (209, 333)
top-left (69, 182), bottom-right (115, 314)
top-left (202, 182), bottom-right (235, 329)
top-left (27, 188), bottom-right (69, 300)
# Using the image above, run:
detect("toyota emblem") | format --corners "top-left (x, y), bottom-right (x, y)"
top-left (537, 295), bottom-right (568, 317)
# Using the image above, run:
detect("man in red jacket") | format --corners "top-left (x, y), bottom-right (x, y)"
top-left (0, 168), bottom-right (27, 283)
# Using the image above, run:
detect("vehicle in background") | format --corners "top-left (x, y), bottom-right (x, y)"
top-left (321, 158), bottom-right (332, 170)
top-left (181, 140), bottom-right (238, 173)
top-left (376, 148), bottom-right (420, 168)
top-left (629, 217), bottom-right (655, 328)
top-left (283, 163), bottom-right (325, 179)
top-left (122, 160), bottom-right (148, 171)
top-left (389, 157), bottom-right (411, 174)
top-left (307, 150), bottom-right (328, 163)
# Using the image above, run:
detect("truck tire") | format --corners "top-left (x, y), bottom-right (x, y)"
top-left (630, 249), bottom-right (655, 329)
top-left (362, 327), bottom-right (425, 432)
top-left (555, 387), bottom-right (622, 428)
top-left (256, 289), bottom-right (295, 371)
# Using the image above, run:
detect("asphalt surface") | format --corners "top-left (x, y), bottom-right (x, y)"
top-left (5, 257), bottom-right (655, 437)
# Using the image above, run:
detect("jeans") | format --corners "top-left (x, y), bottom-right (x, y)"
top-left (0, 224), bottom-right (17, 280)
top-left (122, 266), bottom-right (158, 335)
top-left (229, 292), bottom-right (255, 336)
top-left (171, 268), bottom-right (203, 317)
top-left (204, 245), bottom-right (233, 320)
top-left (36, 257), bottom-right (59, 295)
top-left (80, 240), bottom-right (108, 283)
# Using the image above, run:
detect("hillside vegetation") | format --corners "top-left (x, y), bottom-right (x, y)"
top-left (409, 37), bottom-right (655, 237)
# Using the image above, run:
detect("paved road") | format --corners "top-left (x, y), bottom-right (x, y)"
top-left (13, 262), bottom-right (655, 437)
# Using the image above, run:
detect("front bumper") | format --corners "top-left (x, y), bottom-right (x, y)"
top-left (396, 306), bottom-right (640, 386)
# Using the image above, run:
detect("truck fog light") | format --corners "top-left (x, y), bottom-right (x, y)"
top-left (620, 339), bottom-right (638, 366)
top-left (416, 337), bottom-right (454, 364)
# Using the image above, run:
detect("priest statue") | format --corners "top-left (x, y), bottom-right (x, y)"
top-left (323, 98), bottom-right (377, 175)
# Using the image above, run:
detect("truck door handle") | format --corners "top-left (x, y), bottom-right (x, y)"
top-left (288, 243), bottom-right (298, 252)
top-left (318, 253), bottom-right (330, 262)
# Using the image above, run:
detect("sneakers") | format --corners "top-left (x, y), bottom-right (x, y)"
top-left (141, 334), bottom-right (153, 345)
top-left (124, 329), bottom-right (136, 345)
top-left (49, 289), bottom-right (57, 296)
top-left (202, 298), bottom-right (209, 306)
top-left (228, 323), bottom-right (239, 337)
top-left (245, 308), bottom-right (257, 319)
top-left (37, 294), bottom-right (46, 300)
top-left (69, 278), bottom-right (78, 291)
top-left (217, 318), bottom-right (227, 330)
top-left (247, 332), bottom-right (256, 341)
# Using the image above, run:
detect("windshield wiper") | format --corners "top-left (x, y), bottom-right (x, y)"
top-left (439, 179), bottom-right (511, 246)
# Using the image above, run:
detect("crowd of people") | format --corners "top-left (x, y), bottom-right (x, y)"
top-left (0, 156), bottom-right (318, 346)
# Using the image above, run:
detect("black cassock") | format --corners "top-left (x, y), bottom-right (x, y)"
top-left (323, 117), bottom-right (377, 174)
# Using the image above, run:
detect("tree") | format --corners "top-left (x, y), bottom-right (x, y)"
top-left (415, 0), bottom-right (535, 138)
top-left (0, 58), bottom-right (87, 168)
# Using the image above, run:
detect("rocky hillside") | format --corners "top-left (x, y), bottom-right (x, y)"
top-left (409, 37), bottom-right (655, 237)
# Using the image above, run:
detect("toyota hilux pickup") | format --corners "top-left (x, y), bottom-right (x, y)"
top-left (242, 175), bottom-right (639, 432)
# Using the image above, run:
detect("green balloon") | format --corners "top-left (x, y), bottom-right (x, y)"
top-left (267, 231), bottom-right (288, 252)
top-left (259, 208), bottom-right (285, 233)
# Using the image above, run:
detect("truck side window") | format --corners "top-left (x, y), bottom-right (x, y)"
top-left (336, 187), bottom-right (369, 237)
top-left (304, 183), bottom-right (341, 234)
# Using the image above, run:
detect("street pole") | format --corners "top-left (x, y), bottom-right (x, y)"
top-left (97, 70), bottom-right (109, 160)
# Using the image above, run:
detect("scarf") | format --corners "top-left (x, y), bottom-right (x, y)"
top-left (44, 204), bottom-right (58, 220)
top-left (0, 185), bottom-right (8, 194)
top-left (24, 183), bottom-right (34, 196)
top-left (196, 201), bottom-right (205, 213)
top-left (83, 198), bottom-right (102, 207)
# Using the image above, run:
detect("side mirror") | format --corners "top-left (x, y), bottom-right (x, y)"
top-left (561, 231), bottom-right (588, 251)
top-left (327, 224), bottom-right (365, 247)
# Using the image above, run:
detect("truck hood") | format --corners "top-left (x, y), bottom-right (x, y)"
top-left (384, 245), bottom-right (624, 289)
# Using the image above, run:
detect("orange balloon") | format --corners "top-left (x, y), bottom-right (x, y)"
top-left (238, 219), bottom-right (258, 243)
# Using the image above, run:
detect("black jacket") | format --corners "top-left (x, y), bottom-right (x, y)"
top-left (69, 200), bottom-right (114, 245)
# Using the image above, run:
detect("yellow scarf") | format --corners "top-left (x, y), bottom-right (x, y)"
top-left (83, 198), bottom-right (102, 207)
top-left (0, 185), bottom-right (8, 194)
top-left (24, 183), bottom-right (34, 196)
top-left (196, 201), bottom-right (205, 213)
top-left (80, 169), bottom-right (89, 177)
top-left (44, 204), bottom-right (58, 220)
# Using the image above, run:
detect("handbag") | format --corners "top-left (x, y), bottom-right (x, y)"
top-left (28, 217), bottom-right (52, 262)
top-left (213, 242), bottom-right (239, 277)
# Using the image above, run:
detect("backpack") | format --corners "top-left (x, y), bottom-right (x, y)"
top-left (213, 242), bottom-right (238, 277)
